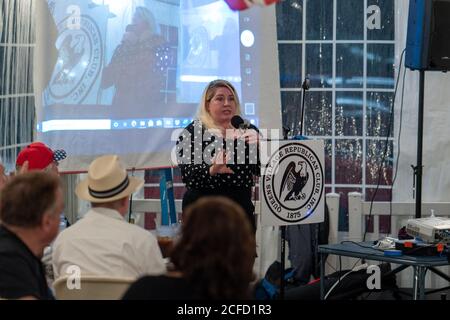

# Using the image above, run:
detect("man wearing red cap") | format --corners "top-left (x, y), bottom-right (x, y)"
top-left (15, 142), bottom-right (69, 227)
top-left (16, 142), bottom-right (67, 174)
top-left (15, 142), bottom-right (69, 283)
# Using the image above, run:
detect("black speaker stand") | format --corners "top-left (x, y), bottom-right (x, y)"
top-left (415, 70), bottom-right (425, 218)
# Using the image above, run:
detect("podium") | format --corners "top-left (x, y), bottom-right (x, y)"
top-left (260, 139), bottom-right (325, 298)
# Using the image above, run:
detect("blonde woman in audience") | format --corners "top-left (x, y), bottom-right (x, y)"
top-left (122, 196), bottom-right (256, 300)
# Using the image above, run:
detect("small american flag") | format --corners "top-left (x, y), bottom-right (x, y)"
top-left (53, 149), bottom-right (67, 162)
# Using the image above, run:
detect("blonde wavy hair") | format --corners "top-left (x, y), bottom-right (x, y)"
top-left (133, 6), bottom-right (160, 35)
top-left (197, 79), bottom-right (242, 129)
top-left (170, 196), bottom-right (255, 299)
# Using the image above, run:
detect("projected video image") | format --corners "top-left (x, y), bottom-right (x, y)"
top-left (36, 0), bottom-right (266, 170)
top-left (43, 0), bottom-right (175, 121)
top-left (40, 0), bottom-right (241, 125)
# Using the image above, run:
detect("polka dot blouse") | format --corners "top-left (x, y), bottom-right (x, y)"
top-left (176, 120), bottom-right (260, 190)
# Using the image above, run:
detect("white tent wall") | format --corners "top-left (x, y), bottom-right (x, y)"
top-left (0, 0), bottom-right (35, 170)
top-left (394, 0), bottom-right (450, 204)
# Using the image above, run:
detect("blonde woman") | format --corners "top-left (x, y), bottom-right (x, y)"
top-left (176, 79), bottom-right (260, 231)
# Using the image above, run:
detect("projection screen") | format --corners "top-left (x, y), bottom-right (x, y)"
top-left (34, 0), bottom-right (281, 172)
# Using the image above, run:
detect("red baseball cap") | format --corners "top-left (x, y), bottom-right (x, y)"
top-left (16, 142), bottom-right (66, 170)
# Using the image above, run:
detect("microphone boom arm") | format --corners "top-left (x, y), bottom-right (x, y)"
top-left (299, 77), bottom-right (310, 136)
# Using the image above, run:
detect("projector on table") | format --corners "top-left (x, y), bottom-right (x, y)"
top-left (406, 217), bottom-right (450, 243)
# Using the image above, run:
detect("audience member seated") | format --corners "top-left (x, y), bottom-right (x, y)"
top-left (15, 142), bottom-right (69, 227)
top-left (15, 141), bottom-right (69, 282)
top-left (52, 154), bottom-right (166, 280)
top-left (0, 172), bottom-right (63, 299)
top-left (122, 196), bottom-right (256, 300)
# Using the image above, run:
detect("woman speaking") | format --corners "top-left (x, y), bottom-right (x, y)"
top-left (176, 79), bottom-right (260, 231)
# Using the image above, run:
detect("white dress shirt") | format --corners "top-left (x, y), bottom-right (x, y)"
top-left (52, 207), bottom-right (166, 280)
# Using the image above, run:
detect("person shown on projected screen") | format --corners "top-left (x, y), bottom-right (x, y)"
top-left (176, 79), bottom-right (260, 232)
top-left (100, 6), bottom-right (171, 119)
top-left (209, 18), bottom-right (240, 77)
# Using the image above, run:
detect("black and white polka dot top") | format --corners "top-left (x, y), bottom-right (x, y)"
top-left (176, 120), bottom-right (260, 191)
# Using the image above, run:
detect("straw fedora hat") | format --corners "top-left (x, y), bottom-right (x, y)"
top-left (76, 155), bottom-right (144, 203)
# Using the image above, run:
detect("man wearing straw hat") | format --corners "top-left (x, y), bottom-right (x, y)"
top-left (52, 155), bottom-right (166, 280)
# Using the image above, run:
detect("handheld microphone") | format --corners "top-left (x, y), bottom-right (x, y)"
top-left (231, 115), bottom-right (251, 130)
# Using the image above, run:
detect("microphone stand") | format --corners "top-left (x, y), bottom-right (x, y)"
top-left (298, 78), bottom-right (321, 297)
top-left (278, 127), bottom-right (290, 300)
top-left (281, 77), bottom-right (309, 299)
top-left (128, 167), bottom-right (135, 223)
top-left (282, 126), bottom-right (291, 140)
top-left (299, 77), bottom-right (310, 136)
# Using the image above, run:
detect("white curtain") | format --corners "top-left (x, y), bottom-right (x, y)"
top-left (0, 0), bottom-right (35, 171)
top-left (394, 0), bottom-right (450, 204)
